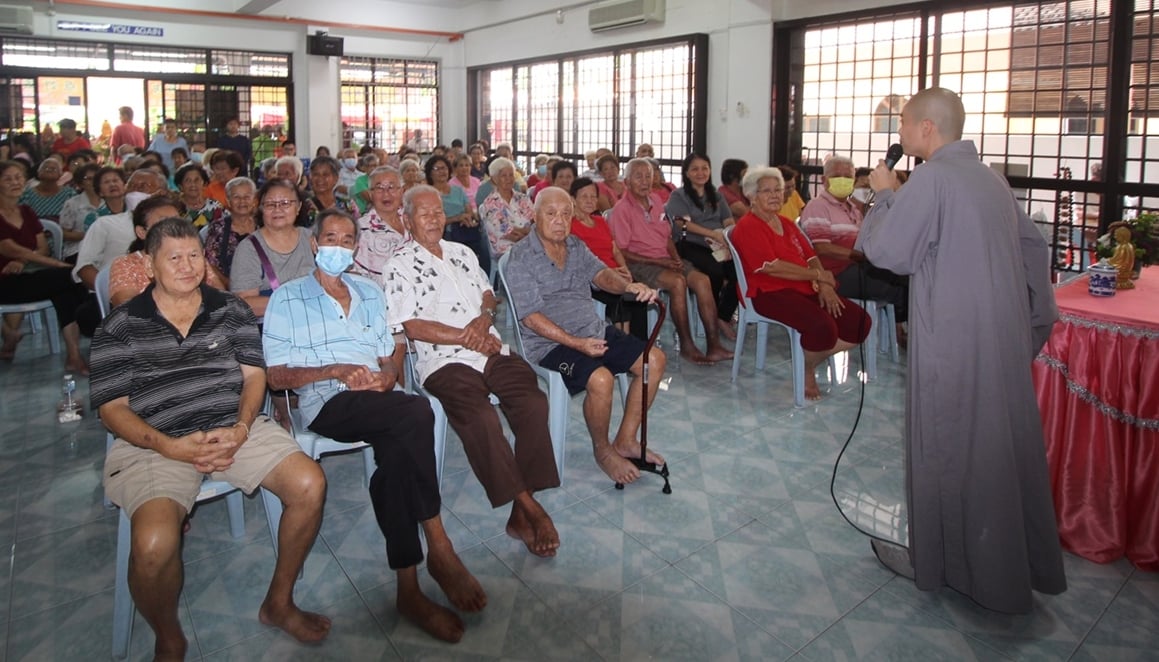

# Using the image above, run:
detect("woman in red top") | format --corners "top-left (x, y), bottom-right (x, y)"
top-left (595, 154), bottom-right (626, 212)
top-left (569, 177), bottom-right (648, 340)
top-left (730, 166), bottom-right (869, 400)
top-left (0, 160), bottom-right (88, 371)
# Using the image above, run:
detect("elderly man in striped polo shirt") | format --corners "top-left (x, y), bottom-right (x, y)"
top-left (505, 186), bottom-right (668, 486)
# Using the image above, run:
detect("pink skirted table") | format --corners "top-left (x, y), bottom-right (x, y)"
top-left (1032, 273), bottom-right (1159, 570)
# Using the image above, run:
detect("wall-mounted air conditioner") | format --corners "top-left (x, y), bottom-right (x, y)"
top-left (589, 0), bottom-right (665, 33)
top-left (0, 5), bottom-right (33, 35)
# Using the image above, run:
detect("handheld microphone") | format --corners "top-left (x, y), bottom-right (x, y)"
top-left (884, 143), bottom-right (904, 170)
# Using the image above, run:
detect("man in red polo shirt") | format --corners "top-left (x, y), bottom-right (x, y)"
top-left (51, 119), bottom-right (92, 158)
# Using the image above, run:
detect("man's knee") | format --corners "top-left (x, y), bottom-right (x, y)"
top-left (268, 453), bottom-right (327, 508)
top-left (130, 500), bottom-right (185, 572)
top-left (585, 367), bottom-right (615, 396)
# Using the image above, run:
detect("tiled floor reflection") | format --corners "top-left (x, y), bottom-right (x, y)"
top-left (0, 316), bottom-right (1154, 661)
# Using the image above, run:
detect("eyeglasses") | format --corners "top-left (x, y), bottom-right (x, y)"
top-left (371, 184), bottom-right (402, 193)
top-left (262, 199), bottom-right (298, 210)
top-left (431, 165), bottom-right (448, 171)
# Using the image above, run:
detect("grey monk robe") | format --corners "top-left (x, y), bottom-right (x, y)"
top-left (856, 139), bottom-right (1066, 613)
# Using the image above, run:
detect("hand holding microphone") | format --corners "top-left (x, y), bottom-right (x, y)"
top-left (869, 143), bottom-right (905, 194)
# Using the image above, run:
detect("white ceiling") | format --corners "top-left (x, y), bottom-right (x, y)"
top-left (380, 0), bottom-right (500, 6)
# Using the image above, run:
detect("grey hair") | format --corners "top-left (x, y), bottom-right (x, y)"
top-left (369, 165), bottom-right (401, 182)
top-left (532, 186), bottom-right (571, 215)
top-left (741, 166), bottom-right (784, 200)
top-left (144, 217), bottom-right (199, 255)
top-left (624, 158), bottom-right (653, 179)
top-left (312, 208), bottom-right (360, 245)
top-left (274, 155), bottom-right (302, 179)
top-left (399, 159), bottom-right (421, 175)
top-left (358, 153), bottom-right (379, 169)
top-left (822, 155), bottom-right (855, 177)
top-left (402, 184), bottom-right (441, 219)
top-left (488, 156), bottom-right (515, 179)
top-left (224, 176), bottom-right (256, 197)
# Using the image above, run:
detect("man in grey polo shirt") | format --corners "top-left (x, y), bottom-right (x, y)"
top-left (505, 186), bottom-right (667, 486)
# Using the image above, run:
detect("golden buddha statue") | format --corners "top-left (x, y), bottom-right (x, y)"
top-left (1108, 225), bottom-right (1136, 290)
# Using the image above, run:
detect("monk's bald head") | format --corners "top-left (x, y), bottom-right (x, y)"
top-left (903, 88), bottom-right (965, 142)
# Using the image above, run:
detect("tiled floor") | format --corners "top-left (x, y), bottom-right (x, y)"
top-left (1, 316), bottom-right (1156, 661)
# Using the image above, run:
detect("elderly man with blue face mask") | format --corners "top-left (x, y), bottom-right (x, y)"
top-left (262, 209), bottom-right (488, 644)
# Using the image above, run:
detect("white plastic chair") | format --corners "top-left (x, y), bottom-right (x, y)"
top-left (283, 391), bottom-right (376, 488)
top-left (723, 226), bottom-right (836, 408)
top-left (0, 220), bottom-right (65, 353)
top-left (497, 252), bottom-right (630, 477)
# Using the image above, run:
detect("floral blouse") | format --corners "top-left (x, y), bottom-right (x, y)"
top-left (479, 189), bottom-right (534, 258)
top-left (353, 207), bottom-right (410, 285)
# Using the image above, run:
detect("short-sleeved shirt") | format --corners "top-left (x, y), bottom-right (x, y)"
top-left (57, 194), bottom-right (97, 258)
top-left (51, 136), bottom-right (92, 157)
top-left (353, 207), bottom-right (409, 282)
top-left (18, 186), bottom-right (77, 221)
top-left (90, 284), bottom-right (263, 438)
top-left (72, 211), bottom-right (134, 285)
top-left (203, 212), bottom-right (253, 278)
top-left (480, 189), bottom-right (534, 257)
top-left (183, 198), bottom-right (223, 229)
top-left (229, 228), bottom-right (315, 295)
top-left (664, 188), bottom-right (733, 249)
top-left (0, 206), bottom-right (43, 271)
top-left (450, 176), bottom-right (481, 207)
top-left (111, 122), bottom-right (146, 156)
top-left (505, 231), bottom-right (607, 364)
top-left (385, 240), bottom-right (500, 385)
top-left (148, 135), bottom-right (189, 171)
top-left (263, 271), bottom-right (393, 426)
top-left (569, 214), bottom-right (618, 268)
top-left (798, 190), bottom-right (863, 275)
top-left (609, 192), bottom-right (669, 259)
top-left (719, 184), bottom-right (749, 211)
top-left (730, 212), bottom-right (817, 297)
top-left (350, 173), bottom-right (371, 214)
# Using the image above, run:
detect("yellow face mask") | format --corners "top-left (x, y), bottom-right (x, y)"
top-left (827, 177), bottom-right (854, 199)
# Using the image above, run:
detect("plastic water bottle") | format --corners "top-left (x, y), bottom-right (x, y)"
top-left (57, 373), bottom-right (83, 423)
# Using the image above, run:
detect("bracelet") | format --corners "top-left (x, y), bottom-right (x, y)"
top-left (235, 421), bottom-right (250, 438)
top-left (681, 219), bottom-right (688, 241)
top-left (482, 307), bottom-right (497, 319)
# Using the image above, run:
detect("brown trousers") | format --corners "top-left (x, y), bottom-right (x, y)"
top-left (423, 354), bottom-right (560, 507)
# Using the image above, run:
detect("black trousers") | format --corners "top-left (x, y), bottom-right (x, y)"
top-left (591, 288), bottom-right (650, 341)
top-left (676, 240), bottom-right (739, 321)
top-left (0, 267), bottom-right (86, 328)
top-left (835, 262), bottom-right (909, 323)
top-left (308, 390), bottom-right (439, 570)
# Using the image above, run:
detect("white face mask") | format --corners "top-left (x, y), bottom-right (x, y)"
top-left (850, 187), bottom-right (872, 204)
top-left (125, 191), bottom-right (151, 211)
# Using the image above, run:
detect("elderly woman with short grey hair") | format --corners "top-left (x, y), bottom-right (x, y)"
top-left (479, 156), bottom-right (533, 262)
top-left (729, 166), bottom-right (870, 400)
top-left (204, 176), bottom-right (259, 278)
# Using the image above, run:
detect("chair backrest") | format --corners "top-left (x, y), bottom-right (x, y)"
top-left (495, 251), bottom-right (529, 356)
top-left (722, 226), bottom-right (752, 308)
top-left (95, 266), bottom-right (112, 317)
top-left (41, 219), bottom-right (63, 260)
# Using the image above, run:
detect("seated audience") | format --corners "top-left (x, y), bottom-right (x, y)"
top-left (204, 177), bottom-right (259, 279)
top-left (730, 166), bottom-right (871, 400)
top-left (427, 155), bottom-right (485, 272)
top-left (569, 177), bottom-right (649, 340)
top-left (719, 158), bottom-right (751, 219)
top-left (635, 143), bottom-right (655, 159)
top-left (506, 187), bottom-right (667, 484)
top-left (647, 158), bottom-right (676, 204)
top-left (665, 152), bottom-right (738, 341)
top-left (610, 158), bottom-right (732, 366)
top-left (263, 210), bottom-right (486, 643)
top-left (304, 156), bottom-right (359, 226)
top-left (595, 154), bottom-right (626, 212)
top-left (57, 162), bottom-right (101, 261)
top-left (399, 160), bottom-right (424, 195)
top-left (479, 157), bottom-right (533, 264)
top-left (532, 160), bottom-right (576, 201)
top-left (777, 165), bottom-right (806, 222)
top-left (336, 148), bottom-right (359, 195)
top-left (174, 162), bottom-right (222, 228)
top-left (353, 166), bottom-right (409, 284)
top-left (349, 152), bottom-right (380, 215)
top-left (387, 185), bottom-right (561, 558)
top-left (230, 178), bottom-right (315, 318)
top-left (108, 197), bottom-right (225, 307)
top-left (797, 155), bottom-right (908, 334)
top-left (0, 160), bottom-right (87, 370)
top-left (91, 218), bottom-right (330, 659)
top-left (525, 154), bottom-right (549, 189)
top-left (449, 154), bottom-right (481, 205)
top-left (19, 157), bottom-right (76, 221)
top-left (86, 167), bottom-right (129, 228)
top-left (206, 150), bottom-right (244, 206)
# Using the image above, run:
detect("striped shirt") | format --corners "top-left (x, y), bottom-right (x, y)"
top-left (90, 284), bottom-right (263, 437)
top-left (18, 186), bottom-right (77, 221)
top-left (262, 271), bottom-right (394, 427)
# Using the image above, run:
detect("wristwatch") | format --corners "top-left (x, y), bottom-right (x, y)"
top-left (483, 307), bottom-right (497, 319)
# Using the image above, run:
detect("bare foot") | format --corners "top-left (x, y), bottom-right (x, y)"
top-left (258, 601), bottom-right (332, 643)
top-left (716, 319), bottom-right (737, 341)
top-left (804, 373), bottom-right (823, 400)
top-left (506, 500), bottom-right (559, 557)
top-left (427, 548), bottom-right (487, 612)
top-left (0, 326), bottom-right (22, 360)
top-left (705, 346), bottom-right (734, 362)
top-left (595, 445), bottom-right (641, 483)
top-left (679, 346), bottom-right (715, 365)
top-left (397, 590), bottom-right (465, 643)
top-left (153, 633), bottom-right (187, 662)
top-left (613, 439), bottom-right (665, 468)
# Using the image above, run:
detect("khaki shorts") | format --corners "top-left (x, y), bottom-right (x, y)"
top-left (628, 259), bottom-right (694, 288)
top-left (104, 416), bottom-right (302, 517)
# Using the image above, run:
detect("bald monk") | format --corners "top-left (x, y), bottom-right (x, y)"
top-left (856, 87), bottom-right (1066, 613)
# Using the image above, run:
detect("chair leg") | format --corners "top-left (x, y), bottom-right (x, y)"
top-left (360, 446), bottom-right (375, 487)
top-left (546, 375), bottom-right (569, 479)
top-left (260, 487), bottom-right (283, 556)
top-left (428, 395), bottom-right (448, 488)
top-left (44, 307), bottom-right (62, 355)
top-left (861, 300), bottom-right (878, 382)
top-left (885, 304), bottom-right (900, 362)
top-left (688, 291), bottom-right (704, 338)
top-left (225, 491), bottom-right (245, 539)
top-left (731, 311), bottom-right (747, 383)
top-left (615, 372), bottom-right (631, 410)
top-left (789, 329), bottom-right (806, 408)
top-left (112, 509), bottom-right (134, 659)
top-left (755, 323), bottom-right (770, 371)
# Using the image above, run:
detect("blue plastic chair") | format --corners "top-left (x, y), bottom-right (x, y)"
top-left (0, 220), bottom-right (64, 353)
top-left (723, 226), bottom-right (837, 407)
